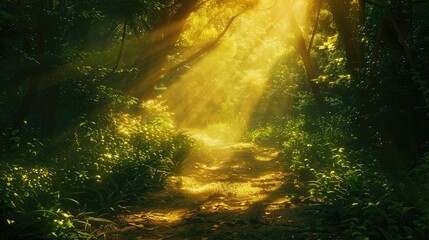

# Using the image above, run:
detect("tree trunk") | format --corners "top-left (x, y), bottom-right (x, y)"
top-left (287, 13), bottom-right (327, 115)
top-left (326, 0), bottom-right (375, 147)
top-left (14, 0), bottom-right (47, 128)
top-left (113, 19), bottom-right (128, 71)
top-left (326, 0), bottom-right (362, 75)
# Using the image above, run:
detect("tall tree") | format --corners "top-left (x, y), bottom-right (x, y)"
top-left (327, 0), bottom-right (429, 168)
top-left (286, 1), bottom-right (327, 114)
top-left (14, 0), bottom-right (48, 130)
top-left (326, 0), bottom-right (364, 75)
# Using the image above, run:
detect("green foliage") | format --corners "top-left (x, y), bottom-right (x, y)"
top-left (249, 112), bottom-right (428, 239)
top-left (307, 154), bottom-right (429, 239)
top-left (0, 100), bottom-right (193, 238)
top-left (0, 162), bottom-right (96, 239)
top-left (247, 123), bottom-right (291, 147)
top-left (0, 9), bottom-right (195, 233)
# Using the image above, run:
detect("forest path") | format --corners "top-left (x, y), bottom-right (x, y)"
top-left (104, 132), bottom-right (311, 240)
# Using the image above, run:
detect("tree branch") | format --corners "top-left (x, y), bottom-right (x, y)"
top-left (161, 13), bottom-right (243, 80)
top-left (307, 0), bottom-right (322, 54)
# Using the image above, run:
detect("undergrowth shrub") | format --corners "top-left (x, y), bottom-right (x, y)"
top-left (247, 123), bottom-right (286, 147)
top-left (308, 154), bottom-right (429, 240)
top-left (248, 113), bottom-right (429, 239)
top-left (0, 99), bottom-right (193, 239)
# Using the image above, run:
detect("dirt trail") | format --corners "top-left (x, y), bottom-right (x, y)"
top-left (104, 133), bottom-right (312, 240)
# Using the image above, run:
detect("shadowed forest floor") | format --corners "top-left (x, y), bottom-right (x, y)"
top-left (101, 132), bottom-right (333, 240)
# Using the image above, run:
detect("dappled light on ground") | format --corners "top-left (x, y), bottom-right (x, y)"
top-left (103, 133), bottom-right (310, 239)
top-left (124, 209), bottom-right (188, 226)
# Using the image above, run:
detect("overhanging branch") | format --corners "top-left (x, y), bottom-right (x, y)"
top-left (160, 13), bottom-right (243, 80)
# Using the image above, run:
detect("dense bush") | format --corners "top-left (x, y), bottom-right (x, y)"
top-left (248, 114), bottom-right (429, 239)
top-left (0, 99), bottom-right (193, 239)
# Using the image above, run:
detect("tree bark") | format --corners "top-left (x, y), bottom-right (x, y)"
top-left (326, 0), bottom-right (362, 75)
top-left (287, 12), bottom-right (327, 115)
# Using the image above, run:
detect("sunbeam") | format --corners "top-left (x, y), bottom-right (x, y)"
top-left (150, 0), bottom-right (309, 143)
